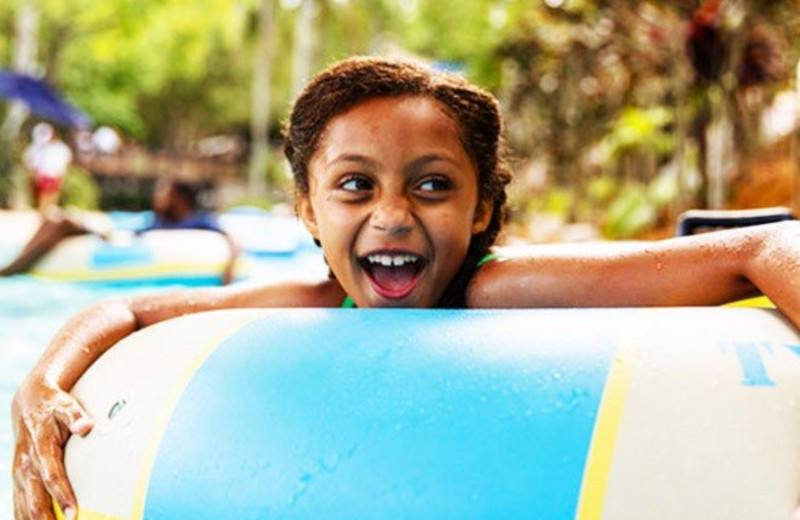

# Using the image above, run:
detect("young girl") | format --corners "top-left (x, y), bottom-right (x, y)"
top-left (11, 56), bottom-right (800, 520)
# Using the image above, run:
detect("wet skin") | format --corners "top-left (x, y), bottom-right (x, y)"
top-left (297, 96), bottom-right (491, 309)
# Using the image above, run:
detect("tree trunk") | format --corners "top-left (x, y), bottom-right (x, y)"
top-left (247, 0), bottom-right (273, 197)
top-left (1, 0), bottom-right (39, 141)
top-left (0, 0), bottom-right (39, 207)
top-left (705, 86), bottom-right (735, 209)
top-left (291, 0), bottom-right (315, 98)
top-left (703, 0), bottom-right (747, 209)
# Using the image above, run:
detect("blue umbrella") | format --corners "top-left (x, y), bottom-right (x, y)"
top-left (0, 70), bottom-right (90, 128)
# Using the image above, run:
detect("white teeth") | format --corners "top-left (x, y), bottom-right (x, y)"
top-left (366, 254), bottom-right (418, 267)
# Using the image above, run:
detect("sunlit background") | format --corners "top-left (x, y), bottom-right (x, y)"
top-left (1, 0), bottom-right (799, 241)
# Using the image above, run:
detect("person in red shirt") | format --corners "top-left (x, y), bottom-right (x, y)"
top-left (23, 123), bottom-right (73, 211)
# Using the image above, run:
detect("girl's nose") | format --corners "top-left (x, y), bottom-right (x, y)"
top-left (370, 197), bottom-right (414, 235)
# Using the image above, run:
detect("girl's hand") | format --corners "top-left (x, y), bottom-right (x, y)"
top-left (11, 376), bottom-right (93, 520)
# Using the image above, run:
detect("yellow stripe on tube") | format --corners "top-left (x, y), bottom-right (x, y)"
top-left (54, 500), bottom-right (128, 520)
top-left (130, 313), bottom-right (261, 519)
top-left (54, 310), bottom-right (265, 520)
top-left (724, 295), bottom-right (774, 308)
top-left (30, 261), bottom-right (229, 282)
top-left (576, 345), bottom-right (637, 519)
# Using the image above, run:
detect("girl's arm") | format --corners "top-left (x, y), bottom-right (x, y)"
top-left (469, 221), bottom-right (799, 326)
top-left (12, 279), bottom-right (343, 520)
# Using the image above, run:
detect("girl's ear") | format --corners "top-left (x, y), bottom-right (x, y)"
top-left (296, 194), bottom-right (320, 240)
top-left (471, 199), bottom-right (493, 234)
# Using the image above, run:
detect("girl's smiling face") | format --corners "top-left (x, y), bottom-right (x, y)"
top-left (298, 95), bottom-right (492, 308)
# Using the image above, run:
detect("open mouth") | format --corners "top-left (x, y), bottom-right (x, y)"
top-left (359, 252), bottom-right (426, 299)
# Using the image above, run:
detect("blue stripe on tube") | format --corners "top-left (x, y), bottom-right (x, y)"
top-left (144, 309), bottom-right (616, 519)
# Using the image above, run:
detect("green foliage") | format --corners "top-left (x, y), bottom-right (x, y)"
top-left (59, 166), bottom-right (100, 210)
top-left (586, 174), bottom-right (615, 203)
top-left (602, 185), bottom-right (656, 239)
top-left (224, 193), bottom-right (273, 211)
top-left (0, 139), bottom-right (17, 207)
top-left (595, 106), bottom-right (674, 164)
top-left (520, 186), bottom-right (573, 224)
top-left (647, 168), bottom-right (679, 208)
top-left (34, 0), bottom-right (253, 144)
top-left (0, 0), bottom-right (797, 231)
top-left (539, 187), bottom-right (574, 218)
top-left (395, 0), bottom-right (505, 85)
top-left (595, 166), bottom-right (681, 239)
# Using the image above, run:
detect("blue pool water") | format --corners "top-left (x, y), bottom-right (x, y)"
top-left (0, 244), bottom-right (327, 518)
top-left (0, 277), bottom-right (182, 518)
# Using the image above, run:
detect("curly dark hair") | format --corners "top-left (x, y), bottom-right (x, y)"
top-left (283, 56), bottom-right (513, 307)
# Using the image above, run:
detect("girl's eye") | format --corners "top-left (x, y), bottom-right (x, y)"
top-left (339, 176), bottom-right (373, 192)
top-left (417, 176), bottom-right (452, 193)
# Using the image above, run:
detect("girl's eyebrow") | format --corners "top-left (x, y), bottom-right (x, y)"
top-left (406, 154), bottom-right (460, 170)
top-left (328, 153), bottom-right (380, 169)
top-left (327, 153), bottom-right (460, 171)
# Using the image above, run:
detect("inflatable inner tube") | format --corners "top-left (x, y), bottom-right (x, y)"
top-left (30, 229), bottom-right (244, 283)
top-left (61, 308), bottom-right (800, 519)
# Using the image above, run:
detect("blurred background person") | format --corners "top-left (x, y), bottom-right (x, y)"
top-left (23, 122), bottom-right (72, 212)
top-left (0, 176), bottom-right (240, 284)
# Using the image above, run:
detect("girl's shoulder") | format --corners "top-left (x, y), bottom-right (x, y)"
top-left (465, 248), bottom-right (513, 308)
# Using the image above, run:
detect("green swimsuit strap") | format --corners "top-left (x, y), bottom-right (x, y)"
top-left (477, 252), bottom-right (502, 267)
top-left (339, 253), bottom-right (502, 308)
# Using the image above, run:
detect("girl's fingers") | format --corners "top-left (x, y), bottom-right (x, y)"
top-left (24, 474), bottom-right (57, 520)
top-left (52, 391), bottom-right (93, 436)
top-left (13, 448), bottom-right (54, 520)
top-left (31, 426), bottom-right (77, 517)
top-left (12, 387), bottom-right (89, 518)
top-left (14, 480), bottom-right (31, 520)
top-left (37, 457), bottom-right (76, 518)
top-left (13, 446), bottom-right (35, 520)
